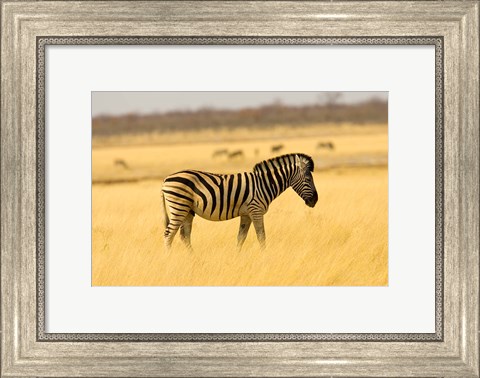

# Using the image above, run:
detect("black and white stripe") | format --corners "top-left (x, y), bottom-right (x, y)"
top-left (160, 153), bottom-right (318, 251)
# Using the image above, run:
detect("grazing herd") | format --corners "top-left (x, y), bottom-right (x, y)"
top-left (113, 141), bottom-right (335, 175)
top-left (211, 141), bottom-right (335, 161)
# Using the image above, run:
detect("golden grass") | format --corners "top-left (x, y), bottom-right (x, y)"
top-left (92, 168), bottom-right (387, 286)
top-left (92, 124), bottom-right (388, 286)
top-left (92, 124), bottom-right (388, 184)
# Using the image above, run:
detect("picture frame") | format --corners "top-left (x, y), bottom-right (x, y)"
top-left (1, 1), bottom-right (478, 376)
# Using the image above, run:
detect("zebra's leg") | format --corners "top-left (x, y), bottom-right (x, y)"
top-left (236, 215), bottom-right (252, 252)
top-left (179, 212), bottom-right (195, 251)
top-left (164, 210), bottom-right (190, 252)
top-left (252, 215), bottom-right (266, 250)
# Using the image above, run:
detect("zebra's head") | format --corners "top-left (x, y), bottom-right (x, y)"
top-left (291, 154), bottom-right (318, 208)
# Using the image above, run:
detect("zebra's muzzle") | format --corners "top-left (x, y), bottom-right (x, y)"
top-left (305, 192), bottom-right (318, 208)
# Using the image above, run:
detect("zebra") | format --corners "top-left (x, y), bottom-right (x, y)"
top-left (316, 141), bottom-right (335, 150)
top-left (271, 144), bottom-right (284, 153)
top-left (228, 150), bottom-right (244, 159)
top-left (212, 148), bottom-right (228, 158)
top-left (114, 159), bottom-right (129, 170)
top-left (160, 153), bottom-right (318, 251)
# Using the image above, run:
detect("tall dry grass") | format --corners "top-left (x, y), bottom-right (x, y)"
top-left (93, 158), bottom-right (387, 286)
top-left (92, 124), bottom-right (387, 183)
top-left (92, 124), bottom-right (388, 286)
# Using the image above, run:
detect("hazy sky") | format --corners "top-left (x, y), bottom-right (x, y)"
top-left (92, 91), bottom-right (388, 117)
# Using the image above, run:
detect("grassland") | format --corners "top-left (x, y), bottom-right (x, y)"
top-left (92, 123), bottom-right (388, 286)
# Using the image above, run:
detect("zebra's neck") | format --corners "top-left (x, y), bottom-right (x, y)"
top-left (253, 159), bottom-right (296, 205)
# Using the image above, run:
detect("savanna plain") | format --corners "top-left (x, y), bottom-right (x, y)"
top-left (92, 124), bottom-right (388, 286)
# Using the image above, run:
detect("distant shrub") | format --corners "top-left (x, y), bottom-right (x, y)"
top-left (92, 99), bottom-right (387, 137)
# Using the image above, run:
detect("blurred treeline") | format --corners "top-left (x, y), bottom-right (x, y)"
top-left (92, 98), bottom-right (387, 137)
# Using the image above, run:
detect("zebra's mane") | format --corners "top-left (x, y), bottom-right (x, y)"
top-left (253, 153), bottom-right (314, 173)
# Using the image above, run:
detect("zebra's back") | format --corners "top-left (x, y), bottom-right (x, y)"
top-left (162, 170), bottom-right (253, 221)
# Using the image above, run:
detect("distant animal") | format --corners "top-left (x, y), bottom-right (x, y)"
top-left (114, 159), bottom-right (129, 169)
top-left (316, 141), bottom-right (335, 150)
top-left (228, 150), bottom-right (244, 159)
top-left (212, 149), bottom-right (228, 158)
top-left (254, 148), bottom-right (259, 157)
top-left (271, 144), bottom-right (284, 153)
top-left (160, 153), bottom-right (318, 252)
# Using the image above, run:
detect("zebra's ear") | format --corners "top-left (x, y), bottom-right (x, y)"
top-left (295, 155), bottom-right (301, 167)
top-left (295, 155), bottom-right (306, 169)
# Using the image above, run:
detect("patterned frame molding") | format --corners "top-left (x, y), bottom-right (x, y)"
top-left (36, 36), bottom-right (444, 343)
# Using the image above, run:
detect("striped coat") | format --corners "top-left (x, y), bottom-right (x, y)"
top-left (160, 153), bottom-right (318, 251)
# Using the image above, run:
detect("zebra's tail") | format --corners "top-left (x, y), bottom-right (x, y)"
top-left (160, 189), bottom-right (169, 231)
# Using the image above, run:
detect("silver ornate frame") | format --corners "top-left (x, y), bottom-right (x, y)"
top-left (2, 2), bottom-right (478, 377)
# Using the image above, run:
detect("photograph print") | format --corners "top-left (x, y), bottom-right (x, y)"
top-left (92, 91), bottom-right (388, 286)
